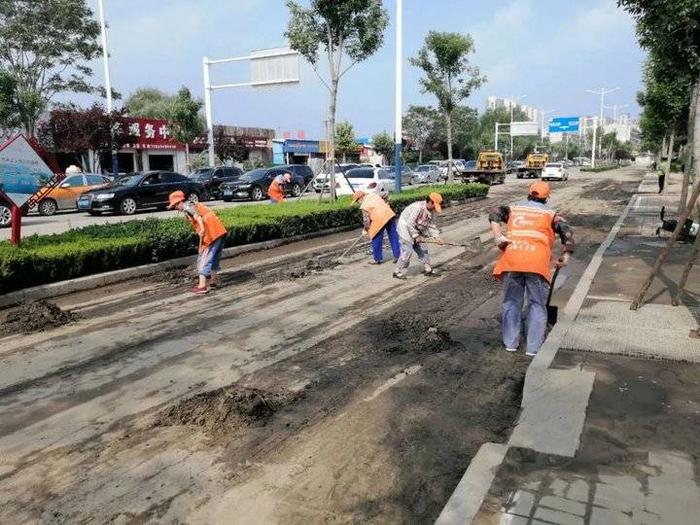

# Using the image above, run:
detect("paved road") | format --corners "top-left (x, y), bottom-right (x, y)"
top-left (0, 169), bottom-right (609, 523)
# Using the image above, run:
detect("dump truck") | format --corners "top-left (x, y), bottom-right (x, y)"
top-left (458, 151), bottom-right (506, 185)
top-left (516, 153), bottom-right (549, 179)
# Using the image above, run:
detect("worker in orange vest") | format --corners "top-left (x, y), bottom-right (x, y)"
top-left (168, 191), bottom-right (227, 295)
top-left (268, 172), bottom-right (293, 203)
top-left (352, 189), bottom-right (401, 264)
top-left (489, 181), bottom-right (574, 356)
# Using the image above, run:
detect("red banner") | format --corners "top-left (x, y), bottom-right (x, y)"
top-left (117, 117), bottom-right (181, 150)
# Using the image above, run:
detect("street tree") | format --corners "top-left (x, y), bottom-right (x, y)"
top-left (403, 105), bottom-right (439, 164)
top-left (168, 87), bottom-right (204, 172)
top-left (213, 127), bottom-right (247, 165)
top-left (124, 88), bottom-right (174, 119)
top-left (38, 103), bottom-right (134, 172)
top-left (0, 70), bottom-right (19, 135)
top-left (335, 121), bottom-right (357, 163)
top-left (0, 0), bottom-right (102, 136)
top-left (410, 31), bottom-right (485, 181)
top-left (372, 131), bottom-right (394, 165)
top-left (285, 0), bottom-right (389, 199)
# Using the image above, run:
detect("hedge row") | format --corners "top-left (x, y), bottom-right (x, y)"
top-left (0, 183), bottom-right (488, 293)
top-left (580, 165), bottom-right (623, 173)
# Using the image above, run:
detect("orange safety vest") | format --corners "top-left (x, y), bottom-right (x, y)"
top-left (361, 193), bottom-right (395, 239)
top-left (186, 202), bottom-right (227, 247)
top-left (268, 179), bottom-right (285, 203)
top-left (493, 204), bottom-right (555, 282)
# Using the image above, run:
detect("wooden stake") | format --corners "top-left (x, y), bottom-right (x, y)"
top-left (671, 217), bottom-right (700, 307)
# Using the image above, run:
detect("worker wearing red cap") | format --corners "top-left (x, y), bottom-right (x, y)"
top-left (489, 181), bottom-right (574, 356)
top-left (393, 192), bottom-right (444, 279)
top-left (268, 172), bottom-right (293, 203)
top-left (168, 191), bottom-right (227, 295)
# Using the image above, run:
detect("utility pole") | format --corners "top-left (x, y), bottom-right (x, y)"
top-left (586, 87), bottom-right (619, 162)
top-left (591, 116), bottom-right (598, 168)
top-left (604, 103), bottom-right (629, 122)
top-left (393, 0), bottom-right (403, 193)
top-left (97, 0), bottom-right (118, 176)
top-left (540, 108), bottom-right (556, 140)
top-left (202, 57), bottom-right (215, 167)
top-left (510, 95), bottom-right (526, 160)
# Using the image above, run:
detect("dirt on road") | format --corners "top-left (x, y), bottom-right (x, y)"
top-left (0, 300), bottom-right (79, 336)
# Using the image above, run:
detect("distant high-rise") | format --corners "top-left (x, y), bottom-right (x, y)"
top-left (485, 96), bottom-right (538, 122)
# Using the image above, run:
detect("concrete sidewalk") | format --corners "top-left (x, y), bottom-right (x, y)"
top-left (440, 169), bottom-right (700, 525)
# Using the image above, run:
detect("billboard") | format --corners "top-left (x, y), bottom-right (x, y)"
top-left (0, 135), bottom-right (56, 208)
top-left (549, 117), bottom-right (580, 133)
top-left (510, 121), bottom-right (539, 137)
top-left (251, 46), bottom-right (300, 87)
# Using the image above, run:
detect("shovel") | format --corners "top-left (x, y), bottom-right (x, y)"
top-left (421, 237), bottom-right (482, 251)
top-left (547, 266), bottom-right (561, 326)
top-left (335, 233), bottom-right (365, 264)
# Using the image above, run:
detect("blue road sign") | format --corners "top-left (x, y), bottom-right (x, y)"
top-left (549, 116), bottom-right (580, 133)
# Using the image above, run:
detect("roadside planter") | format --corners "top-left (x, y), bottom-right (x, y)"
top-left (0, 184), bottom-right (488, 293)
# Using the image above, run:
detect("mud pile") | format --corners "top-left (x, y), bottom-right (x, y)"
top-left (150, 267), bottom-right (193, 286)
top-left (155, 386), bottom-right (300, 434)
top-left (0, 300), bottom-right (79, 335)
top-left (373, 313), bottom-right (460, 354)
top-left (268, 256), bottom-right (339, 281)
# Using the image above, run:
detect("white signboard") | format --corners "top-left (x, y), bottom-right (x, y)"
top-left (251, 46), bottom-right (300, 87)
top-left (510, 121), bottom-right (539, 137)
top-left (0, 135), bottom-right (55, 208)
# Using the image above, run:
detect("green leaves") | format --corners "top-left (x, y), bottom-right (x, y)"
top-left (168, 87), bottom-right (204, 146)
top-left (0, 184), bottom-right (489, 293)
top-left (372, 131), bottom-right (394, 163)
top-left (335, 121), bottom-right (358, 158)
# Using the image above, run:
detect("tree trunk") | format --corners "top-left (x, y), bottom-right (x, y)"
top-left (680, 80), bottom-right (699, 212)
top-left (446, 112), bottom-right (454, 183)
top-left (328, 76), bottom-right (339, 200)
top-left (631, 76), bottom-right (700, 310)
top-left (418, 149), bottom-right (423, 165)
top-left (342, 152), bottom-right (346, 163)
top-left (185, 143), bottom-right (190, 173)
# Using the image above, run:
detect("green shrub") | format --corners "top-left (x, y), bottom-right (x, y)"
top-left (0, 183), bottom-right (488, 293)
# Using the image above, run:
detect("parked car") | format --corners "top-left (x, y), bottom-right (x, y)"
top-left (0, 194), bottom-right (12, 228)
top-left (312, 164), bottom-right (360, 193)
top-left (428, 159), bottom-right (465, 180)
top-left (386, 165), bottom-right (414, 186)
top-left (77, 171), bottom-right (205, 215)
top-left (464, 160), bottom-right (477, 171)
top-left (30, 173), bottom-right (112, 216)
top-left (334, 166), bottom-right (393, 196)
top-left (189, 166), bottom-right (243, 200)
top-left (279, 164), bottom-right (315, 187)
top-left (412, 165), bottom-right (441, 184)
top-left (220, 167), bottom-right (304, 201)
top-left (541, 163), bottom-right (569, 181)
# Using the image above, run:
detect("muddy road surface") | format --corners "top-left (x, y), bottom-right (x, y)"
top-left (0, 168), bottom-right (644, 523)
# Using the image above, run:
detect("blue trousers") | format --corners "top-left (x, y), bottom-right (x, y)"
top-left (371, 218), bottom-right (401, 263)
top-left (501, 272), bottom-right (550, 354)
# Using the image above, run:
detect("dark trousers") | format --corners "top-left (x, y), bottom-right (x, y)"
top-left (371, 218), bottom-right (401, 263)
top-left (658, 174), bottom-right (665, 193)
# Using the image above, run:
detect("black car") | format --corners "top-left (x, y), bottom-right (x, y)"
top-left (189, 166), bottom-right (243, 200)
top-left (278, 164), bottom-right (314, 187)
top-left (220, 167), bottom-right (304, 202)
top-left (77, 171), bottom-right (206, 215)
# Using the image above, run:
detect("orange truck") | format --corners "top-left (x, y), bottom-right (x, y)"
top-left (458, 151), bottom-right (506, 185)
top-left (516, 153), bottom-right (549, 179)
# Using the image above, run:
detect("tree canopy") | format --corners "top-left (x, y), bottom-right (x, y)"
top-left (335, 121), bottom-right (357, 162)
top-left (0, 0), bottom-right (102, 136)
top-left (372, 131), bottom-right (394, 164)
top-left (124, 88), bottom-right (175, 119)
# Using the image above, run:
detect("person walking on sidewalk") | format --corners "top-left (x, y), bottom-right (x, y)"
top-left (393, 192), bottom-right (444, 280)
top-left (168, 191), bottom-right (228, 295)
top-left (352, 189), bottom-right (401, 264)
top-left (657, 164), bottom-right (666, 194)
top-left (489, 181), bottom-right (575, 356)
top-left (268, 172), bottom-right (293, 204)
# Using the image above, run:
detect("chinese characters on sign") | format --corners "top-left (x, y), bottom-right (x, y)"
top-left (0, 135), bottom-right (57, 208)
top-left (120, 118), bottom-right (179, 150)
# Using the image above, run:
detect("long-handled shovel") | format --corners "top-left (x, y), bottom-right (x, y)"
top-left (547, 266), bottom-right (561, 326)
top-left (335, 233), bottom-right (365, 264)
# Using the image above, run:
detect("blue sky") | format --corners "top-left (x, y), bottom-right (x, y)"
top-left (82, 0), bottom-right (645, 139)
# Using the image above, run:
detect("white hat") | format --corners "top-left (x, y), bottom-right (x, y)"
top-left (65, 165), bottom-right (83, 174)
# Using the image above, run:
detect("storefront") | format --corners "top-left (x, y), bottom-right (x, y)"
top-left (273, 139), bottom-right (328, 165)
top-left (111, 117), bottom-right (186, 174)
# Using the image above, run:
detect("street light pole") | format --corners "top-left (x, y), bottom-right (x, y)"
top-left (540, 108), bottom-right (556, 140)
top-left (393, 0), bottom-right (402, 193)
top-left (510, 94), bottom-right (526, 160)
top-left (586, 87), bottom-right (619, 162)
top-left (202, 57), bottom-right (216, 167)
top-left (97, 0), bottom-right (118, 176)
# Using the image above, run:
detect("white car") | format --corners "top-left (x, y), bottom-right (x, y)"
top-left (335, 166), bottom-right (392, 196)
top-left (542, 163), bottom-right (569, 181)
top-left (312, 164), bottom-right (359, 192)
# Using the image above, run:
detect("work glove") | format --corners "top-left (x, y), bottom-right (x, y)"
top-left (496, 234), bottom-right (511, 250)
top-left (361, 229), bottom-right (368, 237)
top-left (556, 252), bottom-right (571, 268)
top-left (414, 236), bottom-right (424, 244)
